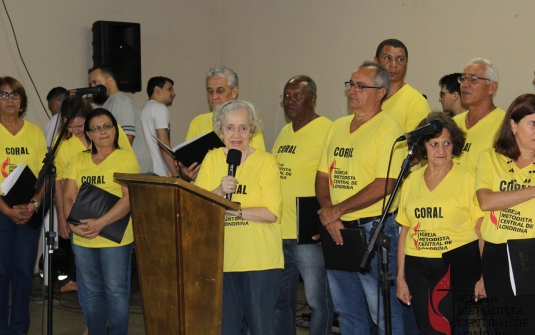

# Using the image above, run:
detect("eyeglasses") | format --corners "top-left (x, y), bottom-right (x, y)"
top-left (457, 75), bottom-right (491, 84)
top-left (223, 124), bottom-right (251, 134)
top-left (89, 123), bottom-right (114, 133)
top-left (439, 91), bottom-right (448, 99)
top-left (0, 91), bottom-right (21, 100)
top-left (344, 81), bottom-right (383, 92)
top-left (280, 93), bottom-right (304, 102)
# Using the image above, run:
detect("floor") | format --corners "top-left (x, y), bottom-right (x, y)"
top-left (28, 274), bottom-right (337, 335)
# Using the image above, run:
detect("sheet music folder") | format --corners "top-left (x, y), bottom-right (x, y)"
top-left (507, 238), bottom-right (535, 296)
top-left (67, 182), bottom-right (130, 244)
top-left (296, 196), bottom-right (322, 244)
top-left (1, 164), bottom-right (48, 230)
top-left (154, 131), bottom-right (225, 167)
top-left (318, 224), bottom-right (367, 272)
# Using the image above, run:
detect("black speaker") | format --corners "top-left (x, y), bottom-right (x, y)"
top-left (92, 21), bottom-right (141, 93)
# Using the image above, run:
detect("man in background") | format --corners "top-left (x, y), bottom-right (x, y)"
top-left (45, 86), bottom-right (67, 147)
top-left (374, 39), bottom-right (430, 133)
top-left (182, 66), bottom-right (266, 180)
top-left (88, 65), bottom-right (152, 173)
top-left (139, 76), bottom-right (178, 177)
top-left (439, 73), bottom-right (467, 117)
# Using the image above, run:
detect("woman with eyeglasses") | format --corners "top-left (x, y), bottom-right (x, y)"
top-left (63, 108), bottom-right (140, 335)
top-left (53, 98), bottom-right (134, 334)
top-left (0, 77), bottom-right (47, 334)
top-left (476, 94), bottom-right (535, 334)
top-left (195, 100), bottom-right (282, 335)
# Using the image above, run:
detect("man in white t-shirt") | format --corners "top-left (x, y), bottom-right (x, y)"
top-left (139, 77), bottom-right (178, 176)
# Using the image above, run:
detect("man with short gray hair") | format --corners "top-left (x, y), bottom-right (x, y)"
top-left (316, 61), bottom-right (405, 334)
top-left (182, 66), bottom-right (265, 180)
top-left (453, 58), bottom-right (505, 169)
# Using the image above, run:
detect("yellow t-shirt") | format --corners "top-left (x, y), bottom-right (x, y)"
top-left (317, 113), bottom-right (405, 220)
top-left (195, 148), bottom-right (283, 272)
top-left (0, 121), bottom-right (47, 193)
top-left (272, 116), bottom-right (333, 239)
top-left (396, 164), bottom-right (482, 258)
top-left (382, 84), bottom-right (431, 133)
top-left (476, 148), bottom-right (535, 244)
top-left (64, 149), bottom-right (141, 248)
top-left (186, 112), bottom-right (266, 151)
top-left (453, 107), bottom-right (506, 170)
top-left (54, 127), bottom-right (133, 180)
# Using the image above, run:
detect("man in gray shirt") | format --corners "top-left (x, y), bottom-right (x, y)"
top-left (88, 65), bottom-right (152, 173)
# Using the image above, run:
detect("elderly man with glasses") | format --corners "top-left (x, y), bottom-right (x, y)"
top-left (316, 61), bottom-right (405, 335)
top-left (453, 58), bottom-right (506, 170)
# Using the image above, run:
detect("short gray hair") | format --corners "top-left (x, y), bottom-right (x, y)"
top-left (206, 66), bottom-right (239, 89)
top-left (467, 58), bottom-right (499, 83)
top-left (360, 61), bottom-right (391, 102)
top-left (212, 100), bottom-right (264, 136)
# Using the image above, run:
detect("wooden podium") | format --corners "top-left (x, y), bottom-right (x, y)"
top-left (114, 174), bottom-right (239, 335)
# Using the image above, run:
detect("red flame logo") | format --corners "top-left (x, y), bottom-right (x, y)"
top-left (428, 265), bottom-right (451, 335)
top-left (1, 158), bottom-right (9, 178)
top-left (411, 221), bottom-right (420, 249)
top-left (490, 211), bottom-right (498, 230)
top-left (329, 159), bottom-right (336, 187)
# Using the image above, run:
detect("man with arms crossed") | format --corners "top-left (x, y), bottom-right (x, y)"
top-left (316, 61), bottom-right (405, 334)
top-left (273, 75), bottom-right (333, 335)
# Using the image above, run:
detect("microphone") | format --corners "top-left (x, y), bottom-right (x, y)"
top-left (396, 120), bottom-right (444, 142)
top-left (226, 149), bottom-right (242, 201)
top-left (68, 85), bottom-right (107, 96)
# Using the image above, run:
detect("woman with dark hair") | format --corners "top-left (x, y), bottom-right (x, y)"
top-left (0, 76), bottom-right (47, 335)
top-left (476, 94), bottom-right (535, 334)
top-left (63, 108), bottom-right (140, 335)
top-left (396, 112), bottom-right (483, 334)
top-left (54, 99), bottom-right (134, 334)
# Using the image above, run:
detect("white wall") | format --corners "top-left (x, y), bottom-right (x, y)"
top-left (3, 0), bottom-right (535, 149)
top-left (1, 0), bottom-right (219, 144)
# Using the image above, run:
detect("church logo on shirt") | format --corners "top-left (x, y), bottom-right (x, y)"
top-left (1, 158), bottom-right (9, 178)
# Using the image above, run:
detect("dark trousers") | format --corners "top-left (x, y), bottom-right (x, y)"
top-left (482, 242), bottom-right (535, 335)
top-left (405, 241), bottom-right (480, 335)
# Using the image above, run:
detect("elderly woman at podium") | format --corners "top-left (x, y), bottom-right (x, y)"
top-left (195, 100), bottom-right (283, 335)
top-left (63, 108), bottom-right (140, 335)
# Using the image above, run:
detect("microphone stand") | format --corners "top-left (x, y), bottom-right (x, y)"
top-left (359, 140), bottom-right (417, 335)
top-left (34, 94), bottom-right (84, 335)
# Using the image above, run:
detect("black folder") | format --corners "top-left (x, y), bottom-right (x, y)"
top-left (2, 165), bottom-right (48, 230)
top-left (507, 238), bottom-right (535, 296)
top-left (318, 224), bottom-right (367, 272)
top-left (67, 182), bottom-right (130, 244)
top-left (154, 131), bottom-right (225, 167)
top-left (296, 196), bottom-right (322, 244)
